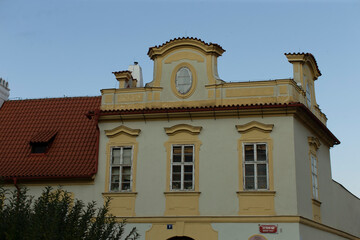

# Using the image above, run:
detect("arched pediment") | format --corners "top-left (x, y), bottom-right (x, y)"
top-left (236, 121), bottom-right (274, 133)
top-left (164, 124), bottom-right (202, 136)
top-left (285, 53), bottom-right (321, 80)
top-left (105, 125), bottom-right (141, 137)
top-left (148, 37), bottom-right (225, 60)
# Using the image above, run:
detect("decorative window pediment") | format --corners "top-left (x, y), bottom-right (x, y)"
top-left (164, 124), bottom-right (202, 136)
top-left (105, 125), bottom-right (141, 137)
top-left (236, 121), bottom-right (274, 134)
top-left (308, 136), bottom-right (321, 151)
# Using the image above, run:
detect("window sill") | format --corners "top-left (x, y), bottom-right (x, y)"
top-left (312, 198), bottom-right (322, 206)
top-left (237, 191), bottom-right (276, 196)
top-left (164, 191), bottom-right (201, 196)
top-left (102, 192), bottom-right (138, 197)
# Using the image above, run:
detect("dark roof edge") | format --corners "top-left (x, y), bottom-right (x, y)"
top-left (1, 174), bottom-right (96, 182)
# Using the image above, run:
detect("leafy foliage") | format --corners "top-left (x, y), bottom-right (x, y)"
top-left (0, 186), bottom-right (139, 240)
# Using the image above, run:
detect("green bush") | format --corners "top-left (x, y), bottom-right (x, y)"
top-left (0, 186), bottom-right (139, 240)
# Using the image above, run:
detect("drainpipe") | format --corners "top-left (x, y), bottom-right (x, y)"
top-left (13, 177), bottom-right (20, 199)
top-left (93, 109), bottom-right (100, 176)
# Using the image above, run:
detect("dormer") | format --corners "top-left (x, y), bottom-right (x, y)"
top-left (30, 130), bottom-right (57, 154)
top-left (146, 37), bottom-right (225, 101)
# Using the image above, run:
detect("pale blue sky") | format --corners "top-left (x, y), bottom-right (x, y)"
top-left (1, 0), bottom-right (360, 197)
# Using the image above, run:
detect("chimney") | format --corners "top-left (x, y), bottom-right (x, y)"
top-left (128, 62), bottom-right (143, 87)
top-left (112, 71), bottom-right (133, 88)
top-left (0, 78), bottom-right (10, 108)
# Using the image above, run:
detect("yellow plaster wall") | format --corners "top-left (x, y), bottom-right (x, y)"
top-left (146, 222), bottom-right (218, 240)
top-left (163, 125), bottom-right (202, 216)
top-left (226, 87), bottom-right (274, 98)
top-left (103, 125), bottom-right (141, 217)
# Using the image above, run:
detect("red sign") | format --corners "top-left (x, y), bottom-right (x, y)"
top-left (259, 225), bottom-right (277, 233)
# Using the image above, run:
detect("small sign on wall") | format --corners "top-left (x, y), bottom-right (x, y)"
top-left (259, 225), bottom-right (277, 233)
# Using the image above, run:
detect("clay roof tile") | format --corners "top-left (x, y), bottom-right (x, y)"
top-left (0, 96), bottom-right (101, 180)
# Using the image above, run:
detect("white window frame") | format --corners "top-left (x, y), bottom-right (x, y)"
top-left (243, 143), bottom-right (269, 190)
top-left (170, 144), bottom-right (195, 191)
top-left (311, 154), bottom-right (319, 200)
top-left (109, 146), bottom-right (133, 192)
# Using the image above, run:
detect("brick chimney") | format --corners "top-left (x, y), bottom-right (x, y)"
top-left (0, 78), bottom-right (10, 108)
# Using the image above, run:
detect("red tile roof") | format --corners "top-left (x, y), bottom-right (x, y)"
top-left (149, 37), bottom-right (224, 50)
top-left (0, 96), bottom-right (101, 180)
top-left (30, 130), bottom-right (58, 143)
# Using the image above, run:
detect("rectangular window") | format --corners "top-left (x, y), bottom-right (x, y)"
top-left (171, 145), bottom-right (194, 191)
top-left (243, 143), bottom-right (268, 190)
top-left (311, 154), bottom-right (319, 199)
top-left (110, 146), bottom-right (133, 191)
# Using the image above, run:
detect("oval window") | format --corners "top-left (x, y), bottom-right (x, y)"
top-left (175, 67), bottom-right (192, 94)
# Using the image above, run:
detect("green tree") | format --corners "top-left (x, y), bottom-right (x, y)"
top-left (0, 186), bottom-right (139, 240)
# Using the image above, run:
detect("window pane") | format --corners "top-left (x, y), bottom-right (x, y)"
top-left (184, 181), bottom-right (193, 190)
top-left (176, 67), bottom-right (192, 94)
top-left (244, 145), bottom-right (254, 161)
top-left (184, 146), bottom-right (193, 162)
top-left (257, 164), bottom-right (267, 176)
top-left (173, 146), bottom-right (181, 154)
top-left (257, 176), bottom-right (267, 189)
top-left (112, 167), bottom-right (120, 175)
top-left (184, 173), bottom-right (193, 181)
top-left (122, 166), bottom-right (131, 175)
top-left (111, 183), bottom-right (119, 191)
top-left (172, 173), bottom-right (181, 181)
top-left (184, 165), bottom-right (193, 173)
top-left (172, 146), bottom-right (182, 162)
top-left (245, 164), bottom-right (254, 177)
top-left (111, 174), bottom-right (119, 183)
top-left (172, 165), bottom-right (181, 173)
top-left (256, 144), bottom-right (267, 161)
top-left (172, 182), bottom-right (181, 190)
top-left (122, 174), bottom-right (131, 182)
top-left (245, 176), bottom-right (255, 189)
top-left (184, 155), bottom-right (193, 162)
top-left (112, 148), bottom-right (121, 164)
top-left (123, 148), bottom-right (132, 164)
top-left (122, 182), bottom-right (130, 190)
top-left (173, 155), bottom-right (181, 162)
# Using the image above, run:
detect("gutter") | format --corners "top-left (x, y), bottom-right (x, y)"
top-left (93, 109), bottom-right (101, 176)
top-left (5, 174), bottom-right (94, 182)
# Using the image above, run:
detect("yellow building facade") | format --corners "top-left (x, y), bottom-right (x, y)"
top-left (3, 38), bottom-right (359, 240)
top-left (95, 38), bottom-right (360, 240)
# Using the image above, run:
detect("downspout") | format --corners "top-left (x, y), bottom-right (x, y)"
top-left (93, 109), bottom-right (100, 177)
top-left (13, 177), bottom-right (20, 199)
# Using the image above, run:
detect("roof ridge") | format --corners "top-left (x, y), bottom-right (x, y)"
top-left (7, 95), bottom-right (101, 102)
top-left (150, 36), bottom-right (223, 49)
